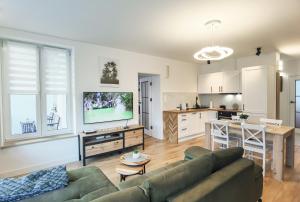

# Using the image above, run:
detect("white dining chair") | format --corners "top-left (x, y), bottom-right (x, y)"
top-left (241, 123), bottom-right (267, 176)
top-left (230, 115), bottom-right (242, 146)
top-left (211, 120), bottom-right (230, 151)
top-left (259, 118), bottom-right (282, 171)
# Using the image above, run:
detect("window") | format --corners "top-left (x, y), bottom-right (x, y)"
top-left (2, 40), bottom-right (72, 141)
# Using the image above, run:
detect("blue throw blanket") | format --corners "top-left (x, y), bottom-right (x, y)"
top-left (0, 165), bottom-right (69, 202)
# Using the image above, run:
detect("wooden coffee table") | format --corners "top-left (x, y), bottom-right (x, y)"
top-left (116, 153), bottom-right (151, 182)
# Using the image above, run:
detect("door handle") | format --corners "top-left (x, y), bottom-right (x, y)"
top-left (290, 101), bottom-right (296, 104)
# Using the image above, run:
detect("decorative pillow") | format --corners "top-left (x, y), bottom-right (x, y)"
top-left (0, 165), bottom-right (69, 202)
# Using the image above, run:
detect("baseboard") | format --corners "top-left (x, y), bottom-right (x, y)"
top-left (178, 133), bottom-right (205, 143)
top-left (0, 155), bottom-right (78, 178)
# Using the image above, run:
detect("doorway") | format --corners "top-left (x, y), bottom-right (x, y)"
top-left (138, 74), bottom-right (160, 137)
top-left (289, 76), bottom-right (300, 133)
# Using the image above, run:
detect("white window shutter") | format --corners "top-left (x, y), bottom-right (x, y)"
top-left (42, 47), bottom-right (69, 93)
top-left (5, 41), bottom-right (39, 93)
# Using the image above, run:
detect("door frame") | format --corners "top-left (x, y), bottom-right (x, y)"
top-left (289, 75), bottom-right (300, 133)
top-left (139, 76), bottom-right (152, 136)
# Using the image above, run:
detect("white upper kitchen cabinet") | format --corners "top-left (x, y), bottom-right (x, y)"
top-left (242, 66), bottom-right (276, 119)
top-left (210, 72), bottom-right (223, 93)
top-left (198, 71), bottom-right (240, 94)
top-left (222, 71), bottom-right (240, 93)
top-left (197, 73), bottom-right (211, 94)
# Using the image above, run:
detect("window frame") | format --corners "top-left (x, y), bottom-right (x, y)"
top-left (0, 39), bottom-right (74, 142)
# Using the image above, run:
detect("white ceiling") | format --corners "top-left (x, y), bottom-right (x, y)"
top-left (0, 0), bottom-right (300, 63)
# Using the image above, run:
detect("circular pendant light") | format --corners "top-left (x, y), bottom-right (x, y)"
top-left (194, 46), bottom-right (233, 61)
top-left (194, 20), bottom-right (233, 61)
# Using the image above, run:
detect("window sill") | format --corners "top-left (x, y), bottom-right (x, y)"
top-left (1, 133), bottom-right (77, 149)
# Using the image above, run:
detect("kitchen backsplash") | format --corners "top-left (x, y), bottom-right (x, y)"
top-left (199, 94), bottom-right (243, 110)
top-left (163, 92), bottom-right (198, 110)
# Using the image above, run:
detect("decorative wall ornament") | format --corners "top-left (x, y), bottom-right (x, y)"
top-left (99, 57), bottom-right (120, 87)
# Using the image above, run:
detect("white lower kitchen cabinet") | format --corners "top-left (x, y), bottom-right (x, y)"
top-left (176, 111), bottom-right (217, 142)
top-left (164, 110), bottom-right (219, 143)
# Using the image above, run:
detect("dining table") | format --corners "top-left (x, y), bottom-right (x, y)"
top-left (205, 121), bottom-right (295, 181)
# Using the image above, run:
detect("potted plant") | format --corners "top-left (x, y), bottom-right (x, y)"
top-left (239, 113), bottom-right (249, 123)
top-left (132, 150), bottom-right (140, 159)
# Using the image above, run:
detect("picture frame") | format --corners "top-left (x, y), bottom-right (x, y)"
top-left (99, 57), bottom-right (120, 87)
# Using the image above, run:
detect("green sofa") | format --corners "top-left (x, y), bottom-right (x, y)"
top-left (23, 147), bottom-right (263, 202)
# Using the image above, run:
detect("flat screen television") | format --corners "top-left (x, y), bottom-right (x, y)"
top-left (83, 92), bottom-right (133, 124)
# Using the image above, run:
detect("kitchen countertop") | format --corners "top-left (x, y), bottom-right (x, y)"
top-left (163, 108), bottom-right (242, 113)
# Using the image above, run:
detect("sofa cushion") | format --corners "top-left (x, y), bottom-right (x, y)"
top-left (212, 147), bottom-right (244, 172)
top-left (142, 154), bottom-right (213, 202)
top-left (23, 166), bottom-right (118, 202)
top-left (184, 146), bottom-right (211, 160)
top-left (90, 186), bottom-right (149, 202)
top-left (119, 160), bottom-right (186, 190)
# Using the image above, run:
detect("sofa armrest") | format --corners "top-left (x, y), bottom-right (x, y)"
top-left (90, 186), bottom-right (149, 202)
top-left (168, 159), bottom-right (262, 202)
top-left (184, 146), bottom-right (211, 160)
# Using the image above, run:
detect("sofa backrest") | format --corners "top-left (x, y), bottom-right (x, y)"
top-left (141, 154), bottom-right (213, 202)
top-left (167, 158), bottom-right (259, 202)
top-left (211, 147), bottom-right (244, 172)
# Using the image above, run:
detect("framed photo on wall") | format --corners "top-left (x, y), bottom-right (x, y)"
top-left (99, 57), bottom-right (120, 87)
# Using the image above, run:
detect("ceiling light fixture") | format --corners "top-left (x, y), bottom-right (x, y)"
top-left (194, 20), bottom-right (233, 61)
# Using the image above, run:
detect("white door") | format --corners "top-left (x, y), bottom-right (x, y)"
top-left (198, 73), bottom-right (211, 94)
top-left (199, 111), bottom-right (208, 133)
top-left (242, 66), bottom-right (267, 118)
top-left (210, 72), bottom-right (223, 93)
top-left (189, 112), bottom-right (199, 135)
top-left (207, 111), bottom-right (218, 121)
top-left (139, 77), bottom-right (152, 135)
top-left (178, 113), bottom-right (190, 137)
top-left (222, 71), bottom-right (240, 93)
top-left (289, 76), bottom-right (300, 133)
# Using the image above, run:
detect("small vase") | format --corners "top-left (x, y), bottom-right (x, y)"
top-left (132, 152), bottom-right (140, 159)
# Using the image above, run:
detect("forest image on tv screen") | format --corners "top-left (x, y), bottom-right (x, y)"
top-left (83, 92), bottom-right (133, 123)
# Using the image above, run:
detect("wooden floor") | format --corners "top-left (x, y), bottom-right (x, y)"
top-left (69, 135), bottom-right (300, 202)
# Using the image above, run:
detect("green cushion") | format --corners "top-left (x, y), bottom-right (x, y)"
top-left (90, 186), bottom-right (149, 202)
top-left (23, 166), bottom-right (118, 202)
top-left (119, 160), bottom-right (186, 190)
top-left (212, 147), bottom-right (244, 172)
top-left (142, 154), bottom-right (213, 202)
top-left (184, 146), bottom-right (211, 160)
top-left (167, 158), bottom-right (259, 202)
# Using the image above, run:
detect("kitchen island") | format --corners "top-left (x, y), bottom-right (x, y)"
top-left (205, 121), bottom-right (295, 181)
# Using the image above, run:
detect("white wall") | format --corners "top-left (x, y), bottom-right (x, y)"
top-left (279, 59), bottom-right (300, 145)
top-left (0, 27), bottom-right (198, 177)
top-left (279, 59), bottom-right (300, 125)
